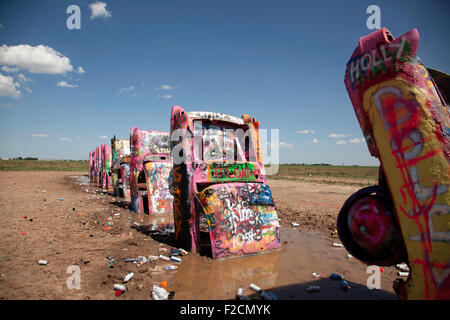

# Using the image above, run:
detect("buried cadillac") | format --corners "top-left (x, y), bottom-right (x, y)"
top-left (169, 105), bottom-right (281, 259)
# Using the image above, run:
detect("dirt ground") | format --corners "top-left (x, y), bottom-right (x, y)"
top-left (0, 171), bottom-right (400, 300)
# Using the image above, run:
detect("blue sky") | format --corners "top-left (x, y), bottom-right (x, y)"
top-left (0, 0), bottom-right (448, 165)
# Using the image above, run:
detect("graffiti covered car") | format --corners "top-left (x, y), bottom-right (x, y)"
top-left (170, 105), bottom-right (281, 259)
top-left (111, 136), bottom-right (131, 200)
top-left (100, 143), bottom-right (112, 192)
top-left (129, 127), bottom-right (173, 214)
top-left (339, 27), bottom-right (449, 299)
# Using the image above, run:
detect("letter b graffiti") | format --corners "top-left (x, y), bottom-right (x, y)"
top-left (366, 265), bottom-right (381, 289)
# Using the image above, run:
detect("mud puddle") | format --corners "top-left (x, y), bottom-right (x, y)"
top-left (169, 228), bottom-right (398, 300)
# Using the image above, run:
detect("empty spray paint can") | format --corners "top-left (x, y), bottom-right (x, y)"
top-left (123, 272), bottom-right (134, 282)
top-left (38, 260), bottom-right (48, 266)
top-left (165, 265), bottom-right (177, 271)
top-left (114, 284), bottom-right (126, 292)
top-left (341, 279), bottom-right (351, 291)
top-left (179, 248), bottom-right (188, 256)
top-left (330, 273), bottom-right (343, 280)
top-left (170, 256), bottom-right (181, 263)
top-left (398, 272), bottom-right (409, 277)
top-left (159, 255), bottom-right (170, 261)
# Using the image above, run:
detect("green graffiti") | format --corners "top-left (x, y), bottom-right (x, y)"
top-left (207, 162), bottom-right (258, 181)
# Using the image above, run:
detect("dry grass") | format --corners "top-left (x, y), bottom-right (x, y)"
top-left (0, 160), bottom-right (89, 171)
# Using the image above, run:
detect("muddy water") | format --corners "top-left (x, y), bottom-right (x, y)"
top-left (169, 228), bottom-right (399, 300)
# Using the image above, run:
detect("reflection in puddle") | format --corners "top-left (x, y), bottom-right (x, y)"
top-left (169, 228), bottom-right (398, 300)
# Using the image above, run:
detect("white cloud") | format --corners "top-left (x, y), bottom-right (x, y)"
top-left (0, 44), bottom-right (74, 74)
top-left (1, 65), bottom-right (19, 73)
top-left (31, 133), bottom-right (48, 138)
top-left (59, 137), bottom-right (73, 142)
top-left (57, 81), bottom-right (78, 88)
top-left (99, 135), bottom-right (108, 139)
top-left (17, 73), bottom-right (31, 83)
top-left (336, 140), bottom-right (346, 145)
top-left (350, 138), bottom-right (364, 144)
top-left (279, 141), bottom-right (294, 149)
top-left (76, 66), bottom-right (85, 74)
top-left (89, 2), bottom-right (112, 19)
top-left (0, 103), bottom-right (11, 108)
top-left (329, 133), bottom-right (348, 138)
top-left (311, 138), bottom-right (319, 143)
top-left (24, 87), bottom-right (32, 93)
top-left (155, 84), bottom-right (175, 90)
top-left (118, 86), bottom-right (134, 93)
top-left (158, 94), bottom-right (172, 99)
top-left (296, 129), bottom-right (315, 134)
top-left (0, 72), bottom-right (21, 98)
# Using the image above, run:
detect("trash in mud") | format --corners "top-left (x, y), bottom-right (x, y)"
top-left (396, 263), bottom-right (409, 272)
top-left (249, 283), bottom-right (277, 300)
top-left (123, 272), bottom-right (134, 282)
top-left (165, 265), bottom-right (177, 271)
top-left (330, 273), bottom-right (343, 280)
top-left (398, 272), bottom-right (409, 277)
top-left (170, 256), bottom-right (181, 263)
top-left (345, 254), bottom-right (353, 259)
top-left (159, 255), bottom-right (170, 261)
top-left (59, 198), bottom-right (64, 201)
top-left (312, 272), bottom-right (321, 278)
top-left (236, 288), bottom-right (249, 300)
top-left (179, 248), bottom-right (188, 256)
top-left (114, 284), bottom-right (126, 292)
top-left (291, 222), bottom-right (300, 227)
top-left (38, 260), bottom-right (48, 266)
top-left (306, 285), bottom-right (322, 292)
top-left (341, 279), bottom-right (351, 291)
top-left (332, 242), bottom-right (343, 248)
top-left (152, 285), bottom-right (169, 300)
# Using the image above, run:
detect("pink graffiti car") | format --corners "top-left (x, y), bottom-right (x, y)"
top-left (339, 27), bottom-right (449, 299)
top-left (129, 127), bottom-right (173, 214)
top-left (170, 105), bottom-right (281, 259)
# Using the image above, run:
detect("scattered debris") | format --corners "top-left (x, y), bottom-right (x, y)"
top-left (38, 260), bottom-right (48, 266)
top-left (291, 222), bottom-right (300, 227)
top-left (332, 242), bottom-right (343, 248)
top-left (170, 256), bottom-right (181, 263)
top-left (312, 272), bottom-right (321, 278)
top-left (398, 272), bottom-right (409, 277)
top-left (345, 254), bottom-right (353, 259)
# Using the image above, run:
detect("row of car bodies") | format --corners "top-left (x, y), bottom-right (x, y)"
top-left (88, 107), bottom-right (281, 260)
